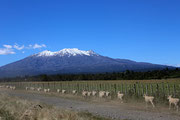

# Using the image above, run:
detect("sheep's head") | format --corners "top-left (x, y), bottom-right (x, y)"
top-left (143, 94), bottom-right (146, 98)
top-left (167, 95), bottom-right (172, 100)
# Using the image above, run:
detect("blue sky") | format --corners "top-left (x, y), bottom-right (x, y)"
top-left (0, 0), bottom-right (180, 67)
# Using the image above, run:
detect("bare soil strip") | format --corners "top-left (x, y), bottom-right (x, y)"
top-left (1, 89), bottom-right (180, 120)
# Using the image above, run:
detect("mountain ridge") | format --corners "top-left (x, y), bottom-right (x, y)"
top-left (0, 48), bottom-right (173, 78)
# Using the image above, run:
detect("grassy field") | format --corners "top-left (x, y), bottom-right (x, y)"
top-left (2, 78), bottom-right (180, 102)
top-left (0, 93), bottom-right (111, 120)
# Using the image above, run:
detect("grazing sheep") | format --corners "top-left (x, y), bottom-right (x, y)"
top-left (12, 86), bottom-right (16, 90)
top-left (25, 87), bottom-right (29, 90)
top-left (105, 91), bottom-right (110, 97)
top-left (92, 91), bottom-right (97, 96)
top-left (6, 86), bottom-right (10, 88)
top-left (62, 90), bottom-right (66, 94)
top-left (87, 91), bottom-right (92, 96)
top-left (47, 88), bottom-right (50, 92)
top-left (37, 87), bottom-right (42, 91)
top-left (117, 91), bottom-right (124, 103)
top-left (72, 90), bottom-right (77, 95)
top-left (30, 87), bottom-right (35, 91)
top-left (167, 95), bottom-right (179, 111)
top-left (44, 89), bottom-right (48, 92)
top-left (99, 91), bottom-right (105, 98)
top-left (57, 89), bottom-right (60, 93)
top-left (143, 94), bottom-right (155, 108)
top-left (82, 90), bottom-right (88, 97)
top-left (10, 86), bottom-right (13, 89)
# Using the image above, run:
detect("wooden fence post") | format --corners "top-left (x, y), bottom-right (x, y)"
top-left (125, 83), bottom-right (127, 94)
top-left (167, 84), bottom-right (170, 95)
top-left (173, 84), bottom-right (176, 97)
top-left (150, 84), bottom-right (153, 95)
top-left (146, 84), bottom-right (148, 95)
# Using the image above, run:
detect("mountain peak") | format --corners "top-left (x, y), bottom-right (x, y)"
top-left (35, 48), bottom-right (98, 57)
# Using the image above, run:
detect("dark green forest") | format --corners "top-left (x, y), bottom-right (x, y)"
top-left (1, 68), bottom-right (180, 82)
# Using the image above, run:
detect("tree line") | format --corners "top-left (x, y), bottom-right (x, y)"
top-left (1, 68), bottom-right (180, 82)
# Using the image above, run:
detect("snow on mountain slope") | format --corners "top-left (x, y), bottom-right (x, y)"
top-left (35, 48), bottom-right (98, 57)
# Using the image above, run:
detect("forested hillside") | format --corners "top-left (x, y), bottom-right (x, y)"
top-left (1, 68), bottom-right (180, 82)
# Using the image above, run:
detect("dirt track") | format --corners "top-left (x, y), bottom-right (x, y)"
top-left (1, 89), bottom-right (180, 120)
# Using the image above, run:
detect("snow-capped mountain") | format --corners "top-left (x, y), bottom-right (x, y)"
top-left (0, 48), bottom-right (172, 78)
top-left (34, 48), bottom-right (98, 57)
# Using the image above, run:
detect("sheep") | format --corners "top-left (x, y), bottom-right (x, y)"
top-left (30, 87), bottom-right (35, 91)
top-left (47, 88), bottom-right (50, 92)
top-left (87, 91), bottom-right (92, 96)
top-left (62, 89), bottom-right (66, 94)
top-left (105, 91), bottom-right (110, 97)
top-left (167, 95), bottom-right (179, 111)
top-left (99, 91), bottom-right (105, 98)
top-left (72, 90), bottom-right (77, 95)
top-left (117, 91), bottom-right (124, 103)
top-left (9, 86), bottom-right (15, 90)
top-left (57, 89), bottom-right (60, 93)
top-left (6, 86), bottom-right (10, 88)
top-left (143, 94), bottom-right (155, 108)
top-left (44, 89), bottom-right (48, 93)
top-left (37, 87), bottom-right (42, 91)
top-left (25, 87), bottom-right (29, 90)
top-left (12, 86), bottom-right (16, 90)
top-left (82, 90), bottom-right (88, 97)
top-left (10, 86), bottom-right (13, 89)
top-left (92, 91), bottom-right (97, 96)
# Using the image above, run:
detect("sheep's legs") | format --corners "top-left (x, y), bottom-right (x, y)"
top-left (150, 101), bottom-right (155, 108)
top-left (169, 103), bottom-right (171, 110)
top-left (146, 102), bottom-right (148, 108)
top-left (121, 99), bottom-right (123, 103)
top-left (176, 104), bottom-right (179, 112)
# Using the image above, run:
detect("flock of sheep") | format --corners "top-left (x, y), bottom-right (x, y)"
top-left (2, 85), bottom-right (180, 111)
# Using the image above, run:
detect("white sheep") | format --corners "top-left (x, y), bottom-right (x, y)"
top-left (30, 87), bottom-right (35, 91)
top-left (62, 89), bottom-right (66, 94)
top-left (105, 91), bottom-right (110, 97)
top-left (99, 91), bottom-right (105, 98)
top-left (10, 86), bottom-right (13, 89)
top-left (82, 90), bottom-right (88, 97)
top-left (12, 86), bottom-right (16, 90)
top-left (44, 89), bottom-right (48, 92)
top-left (167, 95), bottom-right (179, 111)
top-left (117, 91), bottom-right (124, 103)
top-left (25, 87), bottom-right (29, 90)
top-left (47, 88), bottom-right (50, 92)
top-left (37, 87), bottom-right (42, 91)
top-left (92, 91), bottom-right (97, 96)
top-left (9, 86), bottom-right (15, 90)
top-left (72, 90), bottom-right (77, 95)
top-left (57, 89), bottom-right (60, 93)
top-left (87, 91), bottom-right (92, 96)
top-left (143, 94), bottom-right (155, 108)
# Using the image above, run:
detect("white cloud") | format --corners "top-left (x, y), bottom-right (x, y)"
top-left (3, 45), bottom-right (12, 49)
top-left (32, 44), bottom-right (46, 49)
top-left (0, 48), bottom-right (15, 55)
top-left (27, 44), bottom-right (46, 49)
top-left (14, 44), bottom-right (25, 50)
top-left (0, 43), bottom-right (47, 55)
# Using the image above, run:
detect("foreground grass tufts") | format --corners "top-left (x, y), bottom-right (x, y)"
top-left (0, 94), bottom-right (112, 120)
